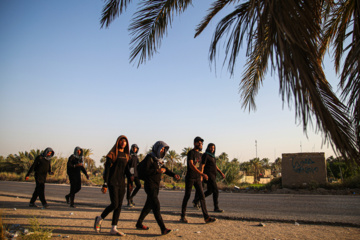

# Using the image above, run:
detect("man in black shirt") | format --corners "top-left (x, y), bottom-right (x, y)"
top-left (25, 147), bottom-right (54, 208)
top-left (193, 143), bottom-right (225, 212)
top-left (65, 147), bottom-right (89, 208)
top-left (126, 144), bottom-right (141, 207)
top-left (180, 137), bottom-right (216, 224)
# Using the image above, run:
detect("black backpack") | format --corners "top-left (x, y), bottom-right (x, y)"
top-left (137, 155), bottom-right (152, 181)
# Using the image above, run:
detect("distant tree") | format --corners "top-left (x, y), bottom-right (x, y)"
top-left (271, 157), bottom-right (282, 177)
top-left (83, 149), bottom-right (96, 175)
top-left (250, 158), bottom-right (264, 183)
top-left (181, 147), bottom-right (192, 165)
top-left (239, 161), bottom-right (252, 175)
top-left (165, 150), bottom-right (181, 172)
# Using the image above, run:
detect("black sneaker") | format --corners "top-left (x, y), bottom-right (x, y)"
top-left (42, 204), bottom-right (49, 209)
top-left (29, 203), bottom-right (38, 208)
top-left (136, 224), bottom-right (150, 230)
top-left (180, 217), bottom-right (188, 223)
top-left (162, 228), bottom-right (172, 235)
top-left (70, 204), bottom-right (76, 208)
top-left (65, 195), bottom-right (70, 204)
top-left (214, 208), bottom-right (224, 213)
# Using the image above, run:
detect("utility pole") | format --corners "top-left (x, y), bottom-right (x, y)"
top-left (255, 140), bottom-right (258, 158)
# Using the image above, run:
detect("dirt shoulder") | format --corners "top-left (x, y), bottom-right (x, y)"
top-left (1, 195), bottom-right (360, 240)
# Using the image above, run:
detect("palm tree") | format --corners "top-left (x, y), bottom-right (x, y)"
top-left (165, 150), bottom-right (181, 172)
top-left (181, 147), bottom-right (192, 165)
top-left (83, 148), bottom-right (95, 175)
top-left (271, 157), bottom-right (282, 177)
top-left (100, 0), bottom-right (359, 162)
top-left (250, 158), bottom-right (264, 183)
top-left (319, 0), bottom-right (360, 154)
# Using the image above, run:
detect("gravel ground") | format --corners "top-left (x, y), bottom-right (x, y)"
top-left (1, 195), bottom-right (359, 240)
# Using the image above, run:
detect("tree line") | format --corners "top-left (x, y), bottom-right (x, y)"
top-left (1, 148), bottom-right (358, 185)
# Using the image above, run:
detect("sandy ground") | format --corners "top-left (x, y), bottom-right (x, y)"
top-left (1, 195), bottom-right (359, 240)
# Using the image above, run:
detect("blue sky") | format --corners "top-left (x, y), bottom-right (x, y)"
top-left (0, 1), bottom-right (338, 165)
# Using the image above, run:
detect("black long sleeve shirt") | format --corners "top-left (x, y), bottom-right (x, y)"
top-left (127, 154), bottom-right (139, 178)
top-left (67, 155), bottom-right (88, 180)
top-left (26, 156), bottom-right (51, 183)
top-left (143, 154), bottom-right (175, 189)
top-left (103, 152), bottom-right (131, 187)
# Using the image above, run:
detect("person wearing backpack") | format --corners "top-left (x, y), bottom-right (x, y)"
top-left (126, 144), bottom-right (141, 207)
top-left (65, 146), bottom-right (89, 208)
top-left (25, 147), bottom-right (54, 208)
top-left (135, 141), bottom-right (180, 236)
top-left (93, 135), bottom-right (132, 236)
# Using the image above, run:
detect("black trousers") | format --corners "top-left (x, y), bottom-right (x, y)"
top-left (194, 177), bottom-right (219, 210)
top-left (30, 180), bottom-right (47, 205)
top-left (137, 186), bottom-right (166, 232)
top-left (66, 177), bottom-right (81, 205)
top-left (181, 178), bottom-right (209, 219)
top-left (101, 185), bottom-right (126, 225)
top-left (126, 177), bottom-right (141, 201)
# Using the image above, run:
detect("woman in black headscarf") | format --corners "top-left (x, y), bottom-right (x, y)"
top-left (193, 143), bottom-right (225, 212)
top-left (94, 135), bottom-right (131, 236)
top-left (136, 141), bottom-right (180, 236)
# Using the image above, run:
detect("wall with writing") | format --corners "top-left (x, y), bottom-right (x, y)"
top-left (282, 152), bottom-right (327, 188)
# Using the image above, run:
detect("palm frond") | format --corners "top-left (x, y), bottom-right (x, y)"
top-left (210, 0), bottom-right (358, 160)
top-left (194, 0), bottom-right (235, 38)
top-left (128, 0), bottom-right (192, 66)
top-left (101, 0), bottom-right (133, 28)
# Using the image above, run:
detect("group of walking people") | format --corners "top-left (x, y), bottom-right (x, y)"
top-left (25, 135), bottom-right (225, 236)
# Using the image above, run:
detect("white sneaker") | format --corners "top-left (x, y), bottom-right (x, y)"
top-left (110, 229), bottom-right (126, 236)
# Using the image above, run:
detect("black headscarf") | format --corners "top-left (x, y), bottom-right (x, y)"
top-left (42, 147), bottom-right (54, 161)
top-left (150, 141), bottom-right (169, 163)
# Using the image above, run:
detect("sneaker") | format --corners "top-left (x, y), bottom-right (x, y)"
top-left (29, 203), bottom-right (38, 208)
top-left (180, 217), bottom-right (188, 223)
top-left (136, 224), bottom-right (149, 230)
top-left (205, 217), bottom-right (217, 224)
top-left (161, 228), bottom-right (172, 235)
top-left (65, 195), bottom-right (70, 204)
top-left (214, 208), bottom-right (224, 213)
top-left (70, 204), bottom-right (76, 208)
top-left (127, 203), bottom-right (134, 208)
top-left (94, 216), bottom-right (102, 233)
top-left (110, 229), bottom-right (126, 236)
top-left (42, 204), bottom-right (49, 209)
top-left (131, 200), bottom-right (135, 206)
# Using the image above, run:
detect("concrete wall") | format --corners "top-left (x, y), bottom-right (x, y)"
top-left (282, 152), bottom-right (327, 188)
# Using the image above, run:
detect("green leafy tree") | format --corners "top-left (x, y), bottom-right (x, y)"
top-left (100, 0), bottom-right (359, 162)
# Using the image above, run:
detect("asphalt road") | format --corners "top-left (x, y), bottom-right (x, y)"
top-left (1, 181), bottom-right (359, 226)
